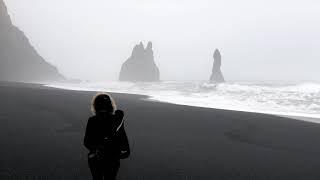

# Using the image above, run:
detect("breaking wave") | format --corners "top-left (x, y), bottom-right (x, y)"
top-left (47, 81), bottom-right (320, 122)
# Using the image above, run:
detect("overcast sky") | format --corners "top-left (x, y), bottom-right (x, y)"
top-left (4, 0), bottom-right (320, 82)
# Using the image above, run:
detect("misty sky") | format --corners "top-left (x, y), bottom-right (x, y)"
top-left (4, 0), bottom-right (320, 82)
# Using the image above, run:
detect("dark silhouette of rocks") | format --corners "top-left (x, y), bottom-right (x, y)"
top-left (210, 49), bottom-right (225, 83)
top-left (119, 41), bottom-right (160, 82)
top-left (0, 0), bottom-right (64, 82)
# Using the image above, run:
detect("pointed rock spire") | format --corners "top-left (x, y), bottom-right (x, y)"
top-left (119, 41), bottom-right (160, 82)
top-left (210, 49), bottom-right (225, 83)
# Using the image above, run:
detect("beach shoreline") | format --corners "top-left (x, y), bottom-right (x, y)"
top-left (1, 81), bottom-right (320, 179)
top-left (46, 81), bottom-right (320, 124)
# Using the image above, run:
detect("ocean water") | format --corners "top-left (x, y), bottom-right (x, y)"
top-left (47, 81), bottom-right (320, 122)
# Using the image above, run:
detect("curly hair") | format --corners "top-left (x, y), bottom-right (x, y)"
top-left (91, 93), bottom-right (117, 115)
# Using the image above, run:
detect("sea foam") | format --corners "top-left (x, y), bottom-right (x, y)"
top-left (47, 81), bottom-right (320, 123)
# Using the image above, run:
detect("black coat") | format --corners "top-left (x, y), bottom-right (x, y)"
top-left (84, 110), bottom-right (130, 160)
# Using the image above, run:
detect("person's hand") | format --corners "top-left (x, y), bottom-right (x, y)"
top-left (115, 110), bottom-right (124, 119)
top-left (89, 149), bottom-right (102, 159)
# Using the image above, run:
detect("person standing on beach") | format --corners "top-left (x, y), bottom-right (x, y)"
top-left (84, 93), bottom-right (130, 180)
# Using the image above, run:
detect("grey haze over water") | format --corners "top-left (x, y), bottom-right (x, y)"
top-left (4, 0), bottom-right (320, 82)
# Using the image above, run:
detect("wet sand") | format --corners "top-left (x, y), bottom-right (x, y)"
top-left (1, 81), bottom-right (320, 180)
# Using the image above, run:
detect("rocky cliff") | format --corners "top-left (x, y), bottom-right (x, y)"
top-left (210, 49), bottom-right (225, 83)
top-left (0, 0), bottom-right (64, 82)
top-left (119, 41), bottom-right (160, 82)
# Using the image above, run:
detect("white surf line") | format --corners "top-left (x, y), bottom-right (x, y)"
top-left (45, 84), bottom-right (320, 124)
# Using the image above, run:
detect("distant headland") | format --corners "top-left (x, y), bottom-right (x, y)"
top-left (0, 0), bottom-right (64, 83)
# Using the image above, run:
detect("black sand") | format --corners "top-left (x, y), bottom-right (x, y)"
top-left (1, 82), bottom-right (320, 180)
